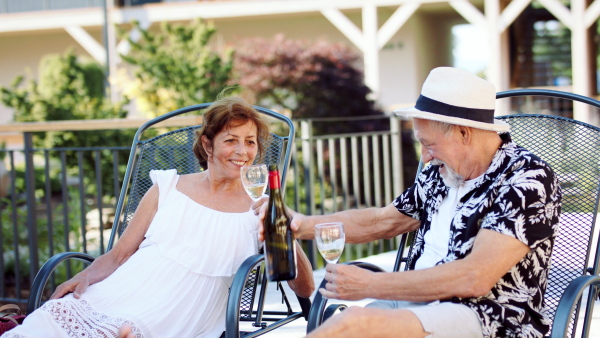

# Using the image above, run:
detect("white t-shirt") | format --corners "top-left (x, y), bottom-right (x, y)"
top-left (414, 177), bottom-right (479, 270)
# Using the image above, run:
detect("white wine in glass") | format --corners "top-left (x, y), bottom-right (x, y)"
top-left (241, 164), bottom-right (268, 201)
top-left (315, 222), bottom-right (345, 264)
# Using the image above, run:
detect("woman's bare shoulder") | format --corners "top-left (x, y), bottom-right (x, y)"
top-left (178, 172), bottom-right (205, 183)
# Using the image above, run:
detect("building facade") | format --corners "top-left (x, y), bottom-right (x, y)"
top-left (0, 0), bottom-right (598, 124)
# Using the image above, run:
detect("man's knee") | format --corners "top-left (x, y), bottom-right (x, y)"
top-left (336, 306), bottom-right (386, 321)
top-left (339, 306), bottom-right (364, 318)
top-left (320, 306), bottom-right (378, 333)
top-left (323, 306), bottom-right (426, 337)
top-left (325, 306), bottom-right (365, 326)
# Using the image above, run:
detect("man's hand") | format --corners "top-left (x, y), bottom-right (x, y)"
top-left (289, 212), bottom-right (312, 240)
top-left (50, 275), bottom-right (90, 300)
top-left (253, 196), bottom-right (311, 241)
top-left (319, 264), bottom-right (375, 300)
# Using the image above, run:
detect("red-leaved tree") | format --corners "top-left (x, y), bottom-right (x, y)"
top-left (234, 35), bottom-right (386, 135)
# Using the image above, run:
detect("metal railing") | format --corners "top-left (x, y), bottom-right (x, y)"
top-left (0, 146), bottom-right (130, 304)
top-left (0, 114), bottom-right (408, 306)
top-left (288, 116), bottom-right (405, 267)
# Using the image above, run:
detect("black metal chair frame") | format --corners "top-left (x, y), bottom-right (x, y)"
top-left (307, 89), bottom-right (600, 338)
top-left (26, 103), bottom-right (310, 337)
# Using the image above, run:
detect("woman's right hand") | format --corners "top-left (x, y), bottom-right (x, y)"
top-left (252, 196), bottom-right (269, 242)
top-left (48, 183), bottom-right (158, 301)
top-left (50, 274), bottom-right (90, 300)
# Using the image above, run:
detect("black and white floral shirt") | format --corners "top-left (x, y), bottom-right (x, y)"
top-left (393, 133), bottom-right (562, 338)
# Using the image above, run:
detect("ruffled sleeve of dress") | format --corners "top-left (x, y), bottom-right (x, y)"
top-left (143, 169), bottom-right (179, 238)
top-left (150, 169), bottom-right (179, 207)
top-left (140, 169), bottom-right (260, 277)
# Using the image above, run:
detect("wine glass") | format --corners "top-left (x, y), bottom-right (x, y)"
top-left (240, 164), bottom-right (268, 201)
top-left (315, 222), bottom-right (345, 264)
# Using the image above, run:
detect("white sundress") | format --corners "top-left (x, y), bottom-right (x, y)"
top-left (3, 169), bottom-right (260, 338)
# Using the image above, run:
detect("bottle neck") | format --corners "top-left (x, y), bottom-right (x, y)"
top-left (269, 170), bottom-right (281, 190)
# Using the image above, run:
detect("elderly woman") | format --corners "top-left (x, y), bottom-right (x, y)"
top-left (4, 97), bottom-right (314, 338)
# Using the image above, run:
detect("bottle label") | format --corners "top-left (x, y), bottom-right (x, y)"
top-left (269, 170), bottom-right (281, 189)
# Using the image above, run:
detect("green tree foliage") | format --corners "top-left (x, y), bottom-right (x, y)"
top-left (0, 51), bottom-right (131, 293)
top-left (118, 19), bottom-right (234, 117)
top-left (0, 50), bottom-right (134, 196)
top-left (234, 34), bottom-right (386, 135)
top-left (1, 50), bottom-right (130, 144)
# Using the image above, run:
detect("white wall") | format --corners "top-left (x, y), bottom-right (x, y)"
top-left (0, 28), bottom-right (101, 125)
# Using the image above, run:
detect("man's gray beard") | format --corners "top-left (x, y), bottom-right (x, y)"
top-left (431, 159), bottom-right (465, 188)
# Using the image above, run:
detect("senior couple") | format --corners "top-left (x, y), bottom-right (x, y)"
top-left (12, 67), bottom-right (560, 338)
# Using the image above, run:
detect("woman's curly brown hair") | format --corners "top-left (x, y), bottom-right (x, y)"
top-left (193, 97), bottom-right (270, 170)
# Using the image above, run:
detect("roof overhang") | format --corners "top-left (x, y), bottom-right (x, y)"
top-left (0, 0), bottom-right (458, 34)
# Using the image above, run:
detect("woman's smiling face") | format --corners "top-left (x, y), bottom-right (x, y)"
top-left (202, 120), bottom-right (259, 179)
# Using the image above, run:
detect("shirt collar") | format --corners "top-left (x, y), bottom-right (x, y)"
top-left (474, 132), bottom-right (516, 187)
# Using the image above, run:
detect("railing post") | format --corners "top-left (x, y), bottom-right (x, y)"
top-left (24, 132), bottom-right (39, 279)
top-left (301, 120), bottom-right (314, 215)
top-left (390, 116), bottom-right (405, 250)
top-left (390, 115), bottom-right (404, 197)
top-left (300, 120), bottom-right (317, 267)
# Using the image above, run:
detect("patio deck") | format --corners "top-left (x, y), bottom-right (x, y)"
top-left (252, 251), bottom-right (600, 338)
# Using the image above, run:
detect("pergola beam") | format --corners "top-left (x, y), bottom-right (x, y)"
top-left (498, 0), bottom-right (531, 33)
top-left (322, 2), bottom-right (424, 96)
top-left (320, 8), bottom-right (365, 52)
top-left (536, 0), bottom-right (573, 29)
top-left (584, 0), bottom-right (600, 28)
top-left (449, 0), bottom-right (487, 28)
top-left (377, 2), bottom-right (421, 49)
top-left (363, 3), bottom-right (380, 94)
top-left (64, 25), bottom-right (106, 64)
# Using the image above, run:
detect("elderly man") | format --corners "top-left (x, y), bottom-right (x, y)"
top-left (255, 67), bottom-right (562, 337)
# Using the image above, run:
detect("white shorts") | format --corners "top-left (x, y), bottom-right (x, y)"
top-left (366, 300), bottom-right (483, 338)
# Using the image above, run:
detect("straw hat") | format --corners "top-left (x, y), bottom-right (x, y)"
top-left (394, 67), bottom-right (509, 132)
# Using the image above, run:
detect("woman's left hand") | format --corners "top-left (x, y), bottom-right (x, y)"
top-left (251, 195), bottom-right (268, 214)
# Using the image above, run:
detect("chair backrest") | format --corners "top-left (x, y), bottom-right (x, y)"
top-left (395, 89), bottom-right (600, 336)
top-left (109, 103), bottom-right (295, 246)
top-left (495, 114), bottom-right (600, 327)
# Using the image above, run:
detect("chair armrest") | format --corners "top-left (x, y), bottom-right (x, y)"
top-left (27, 252), bottom-right (95, 313)
top-left (323, 303), bottom-right (347, 321)
top-left (226, 254), bottom-right (264, 338)
top-left (306, 261), bottom-right (387, 333)
top-left (550, 275), bottom-right (600, 338)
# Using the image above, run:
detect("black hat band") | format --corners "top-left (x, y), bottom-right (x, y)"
top-left (415, 95), bottom-right (495, 124)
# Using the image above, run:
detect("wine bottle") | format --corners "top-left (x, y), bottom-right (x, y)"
top-left (263, 164), bottom-right (297, 281)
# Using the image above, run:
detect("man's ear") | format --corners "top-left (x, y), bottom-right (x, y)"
top-left (201, 135), bottom-right (212, 157)
top-left (458, 126), bottom-right (473, 144)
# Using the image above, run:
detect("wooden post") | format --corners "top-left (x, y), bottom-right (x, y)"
top-left (363, 3), bottom-right (380, 98)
